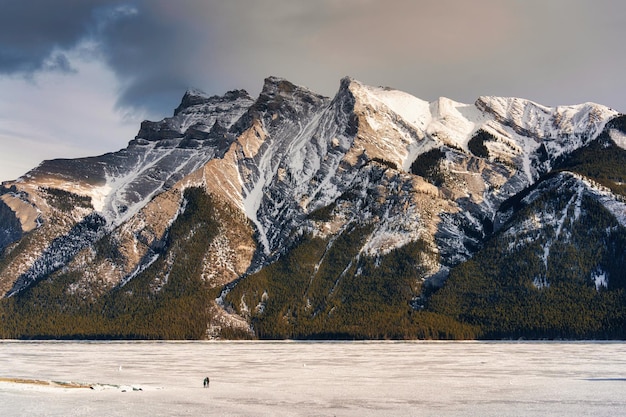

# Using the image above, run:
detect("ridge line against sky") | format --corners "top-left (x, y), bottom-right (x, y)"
top-left (1, 0), bottom-right (625, 182)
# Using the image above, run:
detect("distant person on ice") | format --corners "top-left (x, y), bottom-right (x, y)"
top-left (203, 377), bottom-right (210, 388)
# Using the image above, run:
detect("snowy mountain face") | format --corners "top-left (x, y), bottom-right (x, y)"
top-left (27, 88), bottom-right (254, 226)
top-left (1, 76), bottom-right (625, 339)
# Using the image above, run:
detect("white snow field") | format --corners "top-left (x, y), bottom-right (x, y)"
top-left (1, 341), bottom-right (625, 417)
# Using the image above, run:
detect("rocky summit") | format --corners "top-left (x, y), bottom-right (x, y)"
top-left (1, 76), bottom-right (625, 339)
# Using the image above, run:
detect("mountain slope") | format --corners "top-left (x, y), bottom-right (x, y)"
top-left (0, 76), bottom-right (624, 339)
top-left (429, 171), bottom-right (626, 338)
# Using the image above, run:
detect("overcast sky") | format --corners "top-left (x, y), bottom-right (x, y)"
top-left (1, 0), bottom-right (625, 182)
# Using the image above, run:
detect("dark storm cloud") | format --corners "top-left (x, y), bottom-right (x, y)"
top-left (0, 0), bottom-right (114, 73)
top-left (94, 2), bottom-right (195, 113)
top-left (0, 0), bottom-right (177, 112)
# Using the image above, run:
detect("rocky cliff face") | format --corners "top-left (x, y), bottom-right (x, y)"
top-left (1, 76), bottom-right (625, 339)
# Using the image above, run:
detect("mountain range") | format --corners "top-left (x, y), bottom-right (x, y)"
top-left (1, 76), bottom-right (625, 339)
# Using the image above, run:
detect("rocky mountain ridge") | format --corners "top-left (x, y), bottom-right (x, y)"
top-left (1, 76), bottom-right (625, 339)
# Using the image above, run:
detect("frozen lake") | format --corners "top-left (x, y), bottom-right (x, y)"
top-left (1, 341), bottom-right (625, 416)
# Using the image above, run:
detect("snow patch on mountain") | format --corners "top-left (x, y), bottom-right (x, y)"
top-left (242, 172), bottom-right (271, 256)
top-left (610, 129), bottom-right (626, 149)
top-left (356, 82), bottom-right (432, 131)
top-left (476, 96), bottom-right (616, 139)
top-left (591, 268), bottom-right (608, 290)
top-left (580, 177), bottom-right (626, 227)
top-left (540, 182), bottom-right (584, 268)
top-left (88, 184), bottom-right (112, 212)
top-left (428, 98), bottom-right (485, 151)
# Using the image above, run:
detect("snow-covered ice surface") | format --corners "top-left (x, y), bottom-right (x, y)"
top-left (1, 341), bottom-right (625, 417)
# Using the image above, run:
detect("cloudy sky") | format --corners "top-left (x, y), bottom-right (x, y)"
top-left (1, 0), bottom-right (625, 181)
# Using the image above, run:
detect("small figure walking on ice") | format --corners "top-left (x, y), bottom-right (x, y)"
top-left (203, 376), bottom-right (210, 388)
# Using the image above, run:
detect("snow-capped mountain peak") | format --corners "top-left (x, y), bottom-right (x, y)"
top-left (476, 95), bottom-right (616, 140)
top-left (2, 76), bottom-right (626, 341)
